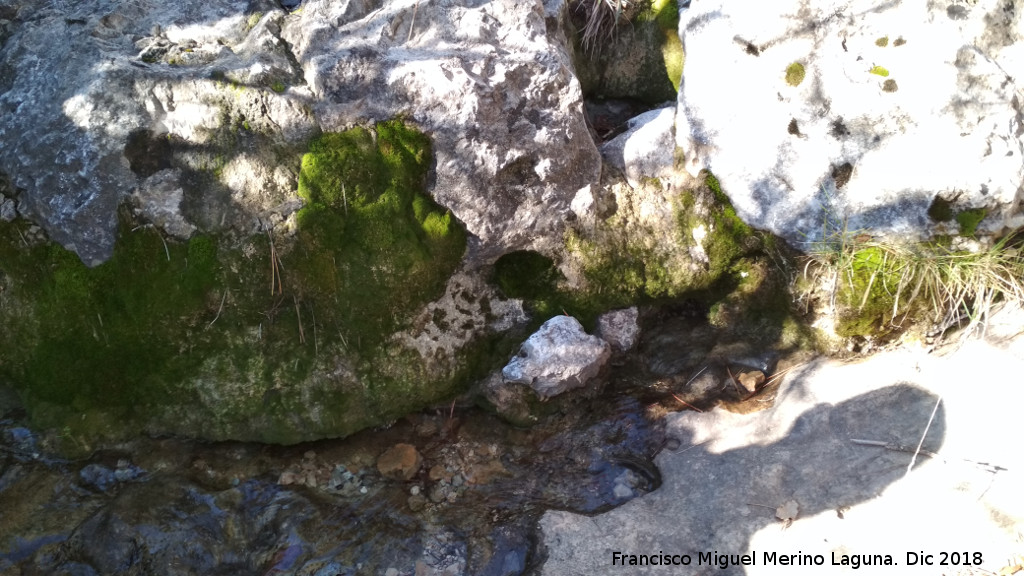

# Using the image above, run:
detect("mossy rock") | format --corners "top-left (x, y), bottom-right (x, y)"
top-left (0, 120), bottom-right (471, 448)
top-left (553, 173), bottom-right (781, 323)
top-left (956, 208), bottom-right (987, 237)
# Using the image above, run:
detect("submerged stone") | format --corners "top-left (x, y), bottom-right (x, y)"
top-left (595, 307), bottom-right (640, 353)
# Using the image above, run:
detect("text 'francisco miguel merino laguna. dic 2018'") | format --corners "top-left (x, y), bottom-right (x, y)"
top-left (610, 550), bottom-right (904, 570)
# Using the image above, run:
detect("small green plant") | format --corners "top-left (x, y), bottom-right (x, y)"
top-left (785, 62), bottom-right (806, 86)
top-left (869, 65), bottom-right (889, 77)
top-left (270, 80), bottom-right (286, 94)
top-left (245, 12), bottom-right (263, 32)
top-left (803, 219), bottom-right (1024, 340)
top-left (956, 208), bottom-right (987, 236)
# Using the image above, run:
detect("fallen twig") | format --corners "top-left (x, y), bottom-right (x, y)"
top-left (293, 295), bottom-right (305, 344)
top-left (850, 438), bottom-right (1007, 474)
top-left (670, 437), bottom-right (712, 454)
top-left (267, 229), bottom-right (283, 296)
top-left (906, 395), bottom-right (942, 477)
top-left (208, 289), bottom-right (227, 329)
top-left (671, 393), bottom-right (703, 413)
top-left (725, 366), bottom-right (743, 396)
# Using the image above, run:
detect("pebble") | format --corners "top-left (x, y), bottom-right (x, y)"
top-left (407, 493), bottom-right (427, 512)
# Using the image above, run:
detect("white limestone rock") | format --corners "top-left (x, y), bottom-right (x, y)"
top-left (601, 106), bottom-right (677, 189)
top-left (502, 315), bottom-right (611, 399)
top-left (675, 0), bottom-right (1024, 246)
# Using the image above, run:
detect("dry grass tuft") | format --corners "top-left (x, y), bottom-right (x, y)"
top-left (802, 222), bottom-right (1024, 341)
top-left (572, 0), bottom-right (638, 53)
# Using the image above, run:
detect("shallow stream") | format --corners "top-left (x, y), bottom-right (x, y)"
top-left (0, 305), bottom-right (788, 576)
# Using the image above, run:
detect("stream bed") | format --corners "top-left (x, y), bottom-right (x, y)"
top-left (0, 305), bottom-right (788, 576)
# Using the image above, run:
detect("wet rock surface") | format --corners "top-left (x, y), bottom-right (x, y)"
top-left (502, 315), bottom-right (612, 399)
top-left (0, 297), bottom-right (806, 569)
top-left (0, 304), bottom-right (798, 575)
top-left (595, 306), bottom-right (641, 354)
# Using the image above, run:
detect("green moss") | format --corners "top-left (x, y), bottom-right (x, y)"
top-left (662, 30), bottom-right (684, 92)
top-left (648, 0), bottom-right (683, 91)
top-left (869, 65), bottom-right (889, 77)
top-left (956, 207), bottom-right (987, 236)
top-left (576, 0), bottom-right (682, 102)
top-left (832, 246), bottom-right (904, 338)
top-left (245, 12), bottom-right (262, 32)
top-left (559, 172), bottom-right (762, 322)
top-left (927, 196), bottom-right (954, 222)
top-left (0, 215), bottom-right (223, 436)
top-left (0, 120), bottom-right (468, 445)
top-left (270, 80), bottom-right (286, 94)
top-left (785, 62), bottom-right (806, 86)
top-left (293, 120), bottom-right (466, 351)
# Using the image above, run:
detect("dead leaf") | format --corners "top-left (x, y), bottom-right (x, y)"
top-left (776, 499), bottom-right (799, 522)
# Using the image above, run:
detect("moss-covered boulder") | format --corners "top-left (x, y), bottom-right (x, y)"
top-left (0, 121), bottom-right (497, 449)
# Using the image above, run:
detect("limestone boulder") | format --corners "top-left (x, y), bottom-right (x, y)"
top-left (540, 327), bottom-right (1024, 575)
top-left (0, 0), bottom-right (600, 266)
top-left (0, 0), bottom-right (315, 265)
top-left (675, 0), bottom-right (1024, 245)
top-left (0, 0), bottom-right (598, 445)
top-left (503, 315), bottom-right (611, 399)
top-left (280, 0), bottom-right (601, 264)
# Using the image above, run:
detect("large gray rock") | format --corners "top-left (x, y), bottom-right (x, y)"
top-left (503, 315), bottom-right (611, 399)
top-left (280, 0), bottom-right (601, 264)
top-left (0, 0), bottom-right (601, 265)
top-left (676, 0), bottom-right (1024, 245)
top-left (0, 0), bottom-right (313, 264)
top-left (540, 327), bottom-right (1024, 575)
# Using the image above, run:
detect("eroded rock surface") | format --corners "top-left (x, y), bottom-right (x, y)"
top-left (0, 0), bottom-right (600, 266)
top-left (675, 0), bottom-right (1024, 244)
